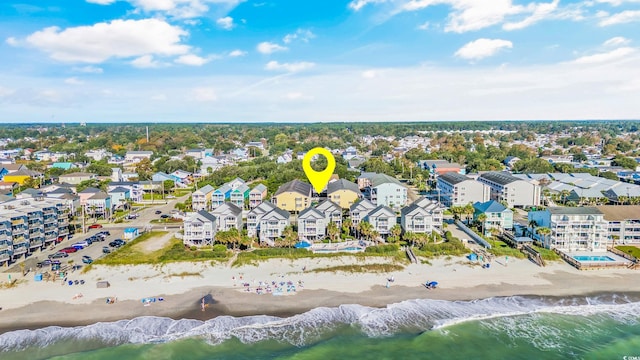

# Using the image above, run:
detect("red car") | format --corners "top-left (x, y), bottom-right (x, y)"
top-left (88, 224), bottom-right (103, 229)
top-left (59, 247), bottom-right (78, 253)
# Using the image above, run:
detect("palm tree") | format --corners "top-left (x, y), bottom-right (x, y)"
top-left (536, 226), bottom-right (551, 247)
top-left (357, 221), bottom-right (373, 242)
top-left (390, 224), bottom-right (402, 243)
top-left (528, 219), bottom-right (538, 238)
top-left (403, 231), bottom-right (417, 247)
top-left (476, 213), bottom-right (487, 235)
top-left (561, 190), bottom-right (570, 205)
top-left (342, 218), bottom-right (352, 237)
top-left (463, 203), bottom-right (475, 224)
top-left (327, 222), bottom-right (340, 243)
top-left (215, 230), bottom-right (231, 248)
top-left (282, 225), bottom-right (298, 248)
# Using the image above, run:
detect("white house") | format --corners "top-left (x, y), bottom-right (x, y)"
top-left (400, 198), bottom-right (444, 235)
top-left (437, 172), bottom-right (490, 207)
top-left (364, 205), bottom-right (396, 238)
top-left (478, 172), bottom-right (541, 208)
top-left (183, 210), bottom-right (217, 247)
top-left (297, 207), bottom-right (327, 242)
top-left (210, 202), bottom-right (243, 231)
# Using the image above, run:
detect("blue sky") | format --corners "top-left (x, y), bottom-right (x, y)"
top-left (1, 0), bottom-right (639, 123)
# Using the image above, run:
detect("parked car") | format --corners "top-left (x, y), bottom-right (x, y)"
top-left (155, 210), bottom-right (162, 214)
top-left (160, 214), bottom-right (170, 219)
top-left (102, 246), bottom-right (111, 254)
top-left (127, 213), bottom-right (139, 219)
top-left (88, 224), bottom-right (103, 229)
top-left (109, 239), bottom-right (126, 247)
top-left (48, 252), bottom-right (69, 259)
top-left (99, 231), bottom-right (111, 236)
top-left (82, 256), bottom-right (93, 264)
top-left (59, 247), bottom-right (78, 253)
top-left (73, 241), bottom-right (90, 248)
top-left (37, 259), bottom-right (53, 268)
top-left (56, 236), bottom-right (65, 244)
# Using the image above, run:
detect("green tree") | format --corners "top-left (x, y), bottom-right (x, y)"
top-left (327, 222), bottom-right (340, 243)
top-left (613, 155), bottom-right (638, 170)
top-left (135, 158), bottom-right (153, 181)
top-left (476, 213), bottom-right (487, 235)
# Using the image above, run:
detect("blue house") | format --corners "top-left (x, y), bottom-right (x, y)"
top-left (108, 187), bottom-right (131, 208)
top-left (473, 200), bottom-right (513, 236)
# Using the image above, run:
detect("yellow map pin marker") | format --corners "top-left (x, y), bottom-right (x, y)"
top-left (302, 147), bottom-right (336, 193)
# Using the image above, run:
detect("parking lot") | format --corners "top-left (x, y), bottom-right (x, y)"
top-left (6, 228), bottom-right (123, 273)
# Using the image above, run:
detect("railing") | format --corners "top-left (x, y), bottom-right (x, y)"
top-left (608, 246), bottom-right (637, 262)
top-left (456, 220), bottom-right (492, 249)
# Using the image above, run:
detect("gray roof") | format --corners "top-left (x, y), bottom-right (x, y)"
top-left (195, 185), bottom-right (215, 195)
top-left (367, 204), bottom-right (396, 218)
top-left (299, 207), bottom-right (325, 219)
top-left (251, 184), bottom-right (267, 193)
top-left (211, 202), bottom-right (242, 216)
top-left (197, 210), bottom-right (217, 223)
top-left (401, 198), bottom-right (443, 217)
top-left (546, 207), bottom-right (603, 215)
top-left (262, 207), bottom-right (290, 220)
top-left (88, 191), bottom-right (109, 200)
top-left (274, 180), bottom-right (311, 197)
top-left (109, 187), bottom-right (130, 194)
top-left (350, 198), bottom-right (376, 212)
top-left (316, 200), bottom-right (342, 213)
top-left (369, 173), bottom-right (402, 187)
top-left (479, 172), bottom-right (521, 186)
top-left (327, 179), bottom-right (360, 194)
top-left (59, 172), bottom-right (95, 178)
top-left (438, 172), bottom-right (472, 185)
top-left (79, 187), bottom-right (101, 194)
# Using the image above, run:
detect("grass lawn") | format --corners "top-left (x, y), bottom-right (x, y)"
top-left (93, 232), bottom-right (231, 266)
top-left (532, 245), bottom-right (561, 261)
top-left (142, 194), bottom-right (166, 200)
top-left (232, 244), bottom-right (406, 267)
top-left (616, 246), bottom-right (640, 260)
top-left (309, 264), bottom-right (405, 274)
top-left (487, 239), bottom-right (526, 259)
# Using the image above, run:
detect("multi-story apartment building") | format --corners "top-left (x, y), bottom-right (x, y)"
top-left (182, 210), bottom-right (217, 247)
top-left (192, 185), bottom-right (215, 211)
top-left (400, 197), bottom-right (443, 235)
top-left (298, 207), bottom-right (327, 242)
top-left (478, 172), bottom-right (541, 208)
top-left (316, 200), bottom-right (343, 228)
top-left (436, 172), bottom-right (490, 207)
top-left (528, 207), bottom-right (608, 252)
top-left (364, 205), bottom-right (396, 238)
top-left (247, 201), bottom-right (277, 237)
top-left (0, 197), bottom-right (69, 266)
top-left (368, 174), bottom-right (407, 211)
top-left (596, 205), bottom-right (640, 245)
top-left (210, 202), bottom-right (243, 232)
top-left (272, 180), bottom-right (312, 212)
top-left (473, 200), bottom-right (513, 236)
top-left (258, 207), bottom-right (290, 246)
top-left (249, 184), bottom-right (267, 209)
top-left (350, 199), bottom-right (376, 228)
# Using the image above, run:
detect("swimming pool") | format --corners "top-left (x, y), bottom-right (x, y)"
top-left (573, 255), bottom-right (615, 262)
top-left (313, 247), bottom-right (364, 253)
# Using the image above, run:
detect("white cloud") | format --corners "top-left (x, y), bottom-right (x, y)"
top-left (599, 10), bottom-right (640, 26)
top-left (190, 87), bottom-right (217, 101)
top-left (86, 0), bottom-right (116, 4)
top-left (0, 86), bottom-right (15, 97)
top-left (131, 55), bottom-right (163, 68)
top-left (256, 41), bottom-right (287, 54)
top-left (25, 19), bottom-right (190, 63)
top-left (502, 0), bottom-right (559, 30)
top-left (604, 36), bottom-right (630, 47)
top-left (362, 70), bottom-right (378, 78)
top-left (417, 21), bottom-right (430, 30)
top-left (216, 16), bottom-right (234, 30)
top-left (348, 0), bottom-right (388, 11)
top-left (284, 92), bottom-right (313, 101)
top-left (594, 0), bottom-right (640, 5)
top-left (228, 49), bottom-right (247, 57)
top-left (73, 65), bottom-right (104, 74)
top-left (572, 47), bottom-right (636, 64)
top-left (87, 0), bottom-right (243, 19)
top-left (175, 54), bottom-right (210, 66)
top-left (264, 61), bottom-right (315, 73)
top-left (64, 77), bottom-right (84, 85)
top-left (283, 29), bottom-right (315, 44)
top-left (6, 37), bottom-right (18, 46)
top-left (455, 38), bottom-right (513, 60)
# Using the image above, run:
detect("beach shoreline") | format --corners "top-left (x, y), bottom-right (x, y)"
top-left (2, 256), bottom-right (640, 334)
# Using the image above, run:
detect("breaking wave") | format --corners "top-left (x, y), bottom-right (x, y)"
top-left (1, 295), bottom-right (640, 353)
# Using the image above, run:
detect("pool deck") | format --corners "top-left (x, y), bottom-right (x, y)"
top-left (310, 240), bottom-right (371, 254)
top-left (562, 250), bottom-right (631, 269)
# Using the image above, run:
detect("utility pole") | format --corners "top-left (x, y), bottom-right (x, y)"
top-left (146, 126), bottom-right (149, 143)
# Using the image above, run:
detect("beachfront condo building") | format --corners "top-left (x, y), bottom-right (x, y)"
top-left (528, 207), bottom-right (608, 252)
top-left (366, 173), bottom-right (408, 211)
top-left (191, 185), bottom-right (215, 211)
top-left (478, 172), bottom-right (541, 208)
top-left (327, 179), bottom-right (362, 209)
top-left (210, 202), bottom-right (243, 232)
top-left (473, 200), bottom-right (513, 236)
top-left (401, 197), bottom-right (444, 235)
top-left (0, 197), bottom-right (69, 266)
top-left (272, 180), bottom-right (312, 213)
top-left (436, 172), bottom-right (490, 207)
top-left (596, 205), bottom-right (640, 245)
top-left (247, 201), bottom-right (277, 237)
top-left (350, 199), bottom-right (376, 228)
top-left (183, 210), bottom-right (217, 247)
top-left (364, 205), bottom-right (397, 238)
top-left (257, 207), bottom-right (290, 246)
top-left (316, 200), bottom-right (343, 228)
top-left (298, 207), bottom-right (327, 242)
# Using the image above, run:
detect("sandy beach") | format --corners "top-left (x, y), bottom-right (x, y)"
top-left (1, 255), bottom-right (639, 333)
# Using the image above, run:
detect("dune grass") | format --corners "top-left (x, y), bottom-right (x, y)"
top-left (309, 263), bottom-right (404, 274)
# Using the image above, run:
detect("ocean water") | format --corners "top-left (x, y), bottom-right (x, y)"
top-left (2, 295), bottom-right (640, 359)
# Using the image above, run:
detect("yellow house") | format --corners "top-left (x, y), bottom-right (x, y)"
top-left (3, 169), bottom-right (39, 186)
top-left (327, 179), bottom-right (362, 209)
top-left (272, 180), bottom-right (312, 212)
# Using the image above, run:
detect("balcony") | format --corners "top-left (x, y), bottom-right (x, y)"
top-left (29, 240), bottom-right (43, 249)
top-left (13, 246), bottom-right (27, 255)
top-left (11, 219), bottom-right (25, 226)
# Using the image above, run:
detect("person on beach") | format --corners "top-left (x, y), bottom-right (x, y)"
top-left (505, 256), bottom-right (509, 266)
